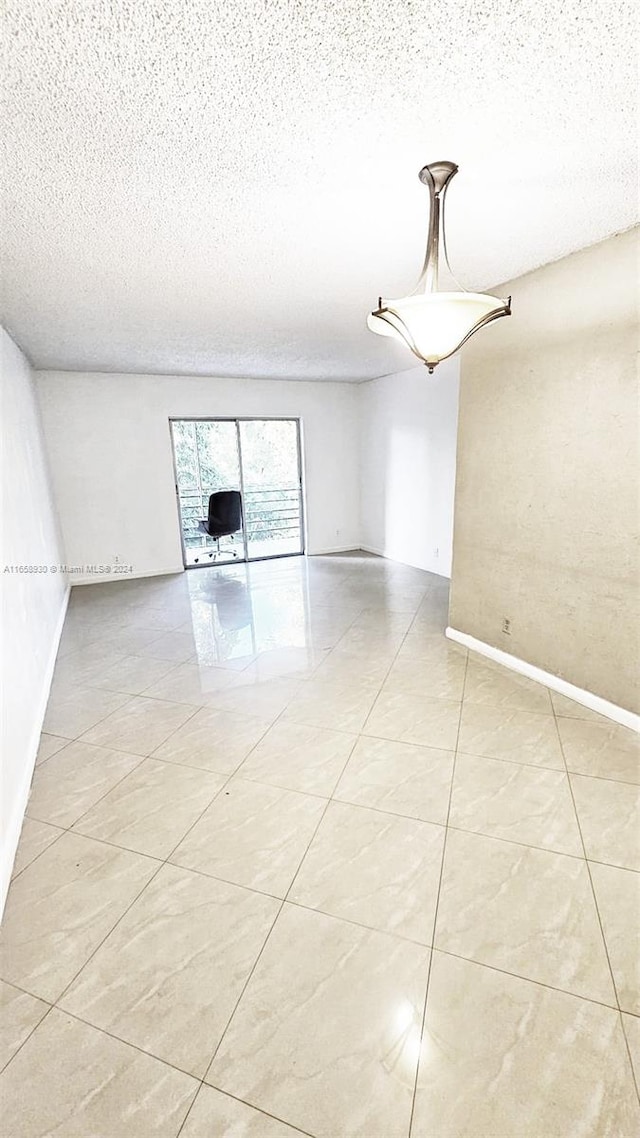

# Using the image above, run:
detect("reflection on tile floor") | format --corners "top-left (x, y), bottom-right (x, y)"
top-left (1, 553), bottom-right (638, 1136)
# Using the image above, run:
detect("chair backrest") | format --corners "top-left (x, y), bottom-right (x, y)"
top-left (207, 490), bottom-right (242, 537)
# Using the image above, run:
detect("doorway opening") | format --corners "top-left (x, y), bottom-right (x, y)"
top-left (170, 418), bottom-right (305, 568)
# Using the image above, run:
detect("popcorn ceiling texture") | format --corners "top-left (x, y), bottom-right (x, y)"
top-left (2, 0), bottom-right (637, 380)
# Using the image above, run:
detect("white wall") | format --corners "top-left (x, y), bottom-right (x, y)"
top-left (35, 372), bottom-right (361, 582)
top-left (0, 329), bottom-right (68, 909)
top-left (359, 360), bottom-right (460, 576)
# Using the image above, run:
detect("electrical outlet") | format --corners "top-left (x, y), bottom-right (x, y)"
top-left (433, 547), bottom-right (439, 559)
top-left (502, 618), bottom-right (511, 635)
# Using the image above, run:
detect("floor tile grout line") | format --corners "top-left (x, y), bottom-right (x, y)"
top-left (12, 819), bottom-right (461, 954)
top-left (314, 602), bottom-right (455, 811)
top-left (39, 713), bottom-right (628, 848)
top-left (168, 588), bottom-right (407, 1083)
top-left (442, 822), bottom-right (586, 862)
top-left (42, 690), bottom-right (148, 751)
top-left (0, 996), bottom-right (54, 1077)
top-left (180, 918), bottom-right (324, 1131)
top-left (193, 705), bottom-right (361, 1092)
top-left (279, 744), bottom-right (361, 906)
top-left (10, 820), bottom-right (638, 979)
top-left (13, 562), bottom-right (634, 1130)
top-left (48, 1003), bottom-right (210, 1088)
top-left (38, 569), bottom-right (448, 1119)
top-left (32, 737), bottom-right (73, 769)
top-left (51, 859), bottom-right (169, 1009)
top-left (44, 721), bottom-right (274, 1012)
top-left (24, 705), bottom-right (462, 883)
top-left (265, 895), bottom-right (433, 948)
top-left (9, 824), bottom-right (68, 884)
top-left (204, 763), bottom-right (632, 869)
top-left (112, 673), bottom-right (214, 703)
top-left (85, 748), bottom-right (257, 778)
top-left (40, 1005), bottom-right (205, 1094)
top-left (550, 701), bottom-right (640, 1103)
top-left (203, 762), bottom-right (634, 864)
top-left (23, 640), bottom-right (636, 915)
top-left (566, 766), bottom-right (640, 789)
top-left (53, 654), bottom-right (182, 700)
top-left (25, 768), bottom-right (239, 1036)
top-left (24, 727), bottom-right (206, 879)
top-left (49, 669), bottom-right (628, 769)
top-left (429, 946), bottom-right (631, 1013)
top-left (34, 694), bottom-right (308, 1116)
top-left (584, 858), bottom-right (640, 876)
top-left (3, 927), bottom-right (633, 1058)
top-left (27, 675), bottom-right (456, 882)
top-left (33, 745), bottom-right (249, 867)
top-left (28, 694), bottom-right (256, 858)
top-left (31, 698), bottom-right (260, 856)
top-left (15, 828), bottom-right (166, 871)
top-left (307, 587), bottom-right (465, 1138)
top-left (220, 594), bottom-right (399, 763)
top-left (26, 764), bottom-right (331, 857)
top-left (143, 700), bottom-right (211, 756)
top-left (26, 729), bottom-right (638, 979)
top-left (321, 598), bottom-right (440, 740)
top-left (159, 715), bottom-right (280, 868)
top-left (80, 697), bottom-right (203, 751)
top-left (185, 1081), bottom-right (317, 1138)
top-left (28, 753), bottom-right (149, 839)
top-left (407, 647), bottom-right (470, 1138)
top-left (48, 676), bottom-right (639, 789)
top-left (48, 656), bottom-right (257, 723)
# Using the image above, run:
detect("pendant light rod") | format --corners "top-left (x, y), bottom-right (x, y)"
top-left (414, 161), bottom-right (459, 295)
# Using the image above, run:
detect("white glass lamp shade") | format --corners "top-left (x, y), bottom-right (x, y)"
top-left (367, 291), bottom-right (511, 371)
top-left (368, 161), bottom-right (511, 372)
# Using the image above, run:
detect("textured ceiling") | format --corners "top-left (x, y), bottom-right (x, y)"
top-left (2, 0), bottom-right (637, 381)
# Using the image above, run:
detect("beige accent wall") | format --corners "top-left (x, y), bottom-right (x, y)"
top-left (449, 228), bottom-right (639, 713)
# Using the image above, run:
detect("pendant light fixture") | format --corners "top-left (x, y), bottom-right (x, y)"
top-left (367, 161), bottom-right (511, 373)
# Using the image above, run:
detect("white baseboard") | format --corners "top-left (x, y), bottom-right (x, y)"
top-left (360, 544), bottom-right (451, 580)
top-left (70, 566), bottom-right (184, 586)
top-left (307, 545), bottom-right (361, 556)
top-left (446, 626), bottom-right (639, 733)
top-left (1, 585), bottom-right (71, 917)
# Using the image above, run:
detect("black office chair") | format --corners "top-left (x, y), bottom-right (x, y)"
top-left (195, 490), bottom-right (243, 562)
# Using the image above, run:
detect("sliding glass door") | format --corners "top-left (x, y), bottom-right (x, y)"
top-left (170, 418), bottom-right (304, 567)
top-left (239, 420), bottom-right (304, 561)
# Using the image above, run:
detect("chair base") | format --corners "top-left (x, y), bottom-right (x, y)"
top-left (193, 549), bottom-right (238, 564)
top-left (192, 534), bottom-right (239, 565)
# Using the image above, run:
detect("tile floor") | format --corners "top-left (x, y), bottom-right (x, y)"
top-left (1, 553), bottom-right (639, 1137)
